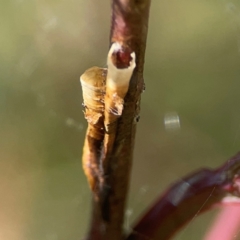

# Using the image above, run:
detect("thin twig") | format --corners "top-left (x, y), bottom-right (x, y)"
top-left (126, 152), bottom-right (240, 240)
top-left (83, 1), bottom-right (151, 239)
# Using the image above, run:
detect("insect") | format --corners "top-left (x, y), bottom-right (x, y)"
top-left (102, 42), bottom-right (136, 173)
top-left (80, 42), bottom-right (136, 200)
top-left (80, 66), bottom-right (107, 193)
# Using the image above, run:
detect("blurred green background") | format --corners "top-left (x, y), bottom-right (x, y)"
top-left (1, 0), bottom-right (240, 239)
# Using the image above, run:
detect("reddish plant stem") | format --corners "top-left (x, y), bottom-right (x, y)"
top-left (85, 1), bottom-right (151, 240)
top-left (126, 152), bottom-right (240, 240)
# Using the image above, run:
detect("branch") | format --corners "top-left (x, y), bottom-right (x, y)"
top-left (126, 152), bottom-right (240, 240)
top-left (81, 1), bottom-right (151, 239)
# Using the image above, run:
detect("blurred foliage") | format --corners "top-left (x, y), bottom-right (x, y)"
top-left (1, 0), bottom-right (240, 239)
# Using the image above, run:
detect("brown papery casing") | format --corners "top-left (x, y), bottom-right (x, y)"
top-left (80, 67), bottom-right (107, 194)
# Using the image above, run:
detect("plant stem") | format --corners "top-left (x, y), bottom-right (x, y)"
top-left (85, 1), bottom-right (151, 239)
